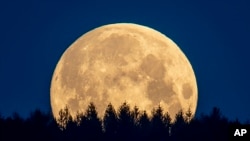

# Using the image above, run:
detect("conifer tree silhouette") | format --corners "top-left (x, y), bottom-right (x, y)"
top-left (131, 105), bottom-right (140, 126)
top-left (57, 105), bottom-right (72, 130)
top-left (117, 102), bottom-right (133, 141)
top-left (75, 110), bottom-right (88, 140)
top-left (171, 110), bottom-right (187, 140)
top-left (26, 109), bottom-right (51, 141)
top-left (84, 102), bottom-right (103, 140)
top-left (163, 112), bottom-right (172, 139)
top-left (151, 105), bottom-right (166, 141)
top-left (185, 107), bottom-right (193, 123)
top-left (131, 105), bottom-right (141, 140)
top-left (103, 103), bottom-right (118, 141)
top-left (138, 110), bottom-right (151, 140)
top-left (5, 113), bottom-right (25, 140)
top-left (200, 107), bottom-right (229, 141)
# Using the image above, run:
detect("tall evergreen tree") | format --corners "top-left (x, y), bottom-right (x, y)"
top-left (75, 111), bottom-right (84, 126)
top-left (26, 109), bottom-right (51, 141)
top-left (200, 107), bottom-right (229, 141)
top-left (131, 105), bottom-right (141, 140)
top-left (57, 105), bottom-right (72, 130)
top-left (138, 111), bottom-right (150, 141)
top-left (117, 102), bottom-right (133, 141)
top-left (5, 113), bottom-right (25, 140)
top-left (131, 105), bottom-right (140, 126)
top-left (171, 110), bottom-right (187, 140)
top-left (103, 103), bottom-right (118, 141)
top-left (75, 111), bottom-right (88, 140)
top-left (151, 105), bottom-right (165, 141)
top-left (84, 102), bottom-right (103, 140)
top-left (163, 112), bottom-right (172, 138)
top-left (185, 107), bottom-right (193, 123)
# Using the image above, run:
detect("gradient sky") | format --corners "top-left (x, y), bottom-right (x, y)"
top-left (0, 0), bottom-right (249, 122)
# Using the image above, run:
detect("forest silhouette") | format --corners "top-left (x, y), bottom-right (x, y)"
top-left (0, 102), bottom-right (248, 141)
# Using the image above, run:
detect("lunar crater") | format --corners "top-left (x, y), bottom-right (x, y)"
top-left (140, 54), bottom-right (166, 80)
top-left (147, 79), bottom-right (175, 104)
top-left (182, 83), bottom-right (193, 99)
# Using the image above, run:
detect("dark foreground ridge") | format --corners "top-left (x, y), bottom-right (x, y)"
top-left (0, 102), bottom-right (249, 141)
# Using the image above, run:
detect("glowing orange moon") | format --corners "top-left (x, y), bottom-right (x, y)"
top-left (50, 23), bottom-right (198, 120)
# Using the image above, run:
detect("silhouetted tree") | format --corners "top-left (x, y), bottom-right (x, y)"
top-left (75, 110), bottom-right (88, 138)
top-left (131, 105), bottom-right (141, 140)
top-left (4, 113), bottom-right (25, 140)
top-left (83, 102), bottom-right (103, 140)
top-left (171, 110), bottom-right (187, 140)
top-left (65, 115), bottom-right (78, 141)
top-left (25, 109), bottom-right (51, 141)
top-left (185, 107), bottom-right (193, 123)
top-left (103, 103), bottom-right (118, 141)
top-left (47, 116), bottom-right (62, 141)
top-left (150, 105), bottom-right (166, 141)
top-left (57, 105), bottom-right (72, 130)
top-left (163, 112), bottom-right (172, 139)
top-left (200, 107), bottom-right (229, 141)
top-left (131, 105), bottom-right (140, 125)
top-left (117, 102), bottom-right (133, 141)
top-left (75, 111), bottom-right (84, 126)
top-left (138, 111), bottom-right (150, 141)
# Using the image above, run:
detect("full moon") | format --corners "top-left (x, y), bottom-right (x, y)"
top-left (50, 23), bottom-right (198, 120)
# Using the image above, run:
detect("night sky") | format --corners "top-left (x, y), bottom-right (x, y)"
top-left (0, 0), bottom-right (249, 122)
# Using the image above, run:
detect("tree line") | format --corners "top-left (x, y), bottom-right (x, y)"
top-left (0, 102), bottom-right (248, 141)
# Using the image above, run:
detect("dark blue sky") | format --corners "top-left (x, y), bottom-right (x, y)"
top-left (0, 0), bottom-right (249, 122)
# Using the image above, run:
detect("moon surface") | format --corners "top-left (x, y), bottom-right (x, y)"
top-left (50, 23), bottom-right (198, 120)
